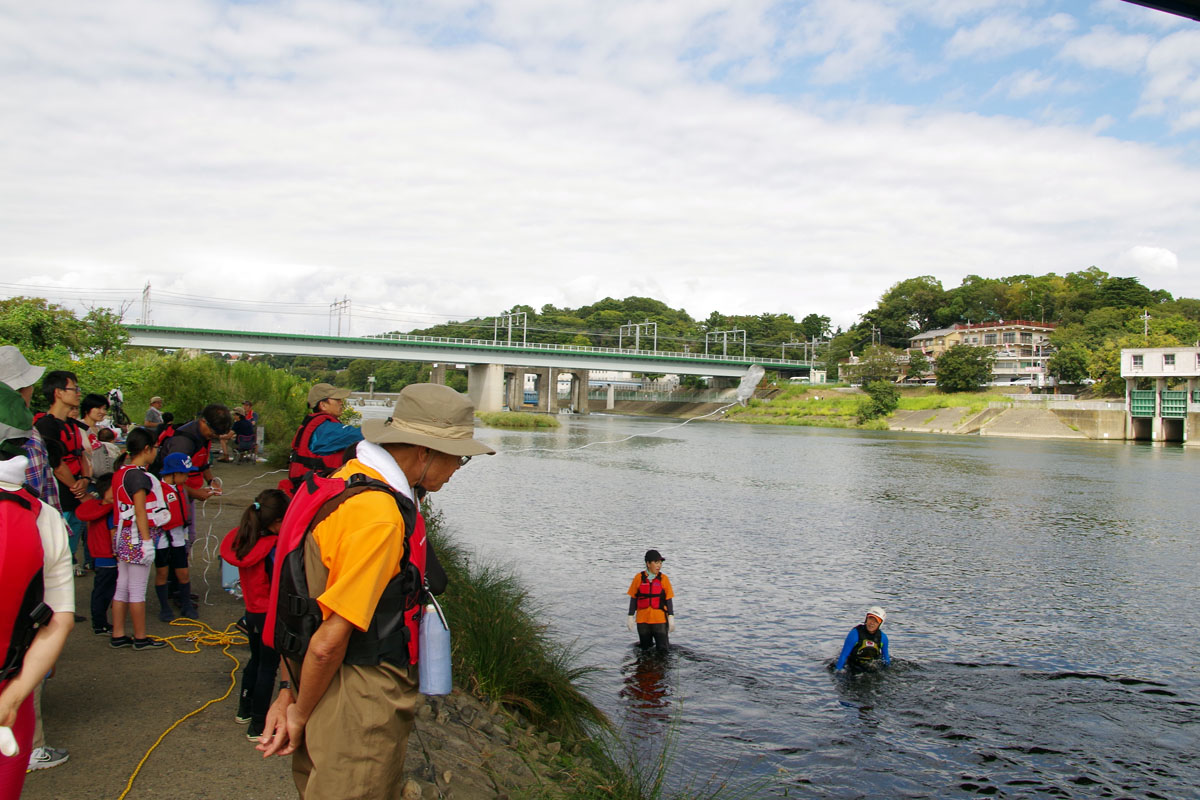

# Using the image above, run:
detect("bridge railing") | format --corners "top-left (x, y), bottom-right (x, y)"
top-left (360, 331), bottom-right (812, 367)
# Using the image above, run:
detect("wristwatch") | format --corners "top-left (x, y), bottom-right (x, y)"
top-left (279, 680), bottom-right (292, 690)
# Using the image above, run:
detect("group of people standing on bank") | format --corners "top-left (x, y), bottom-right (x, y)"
top-left (3, 342), bottom-right (892, 800)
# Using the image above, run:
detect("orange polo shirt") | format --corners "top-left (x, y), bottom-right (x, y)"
top-left (627, 572), bottom-right (674, 625)
top-left (311, 459), bottom-right (409, 632)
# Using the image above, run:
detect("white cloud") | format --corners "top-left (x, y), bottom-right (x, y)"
top-left (945, 13), bottom-right (1076, 61)
top-left (1116, 246), bottom-right (1179, 276)
top-left (1058, 26), bottom-right (1152, 73)
top-left (1140, 28), bottom-right (1200, 130)
top-left (0, 1), bottom-right (1199, 337)
top-left (999, 69), bottom-right (1057, 99)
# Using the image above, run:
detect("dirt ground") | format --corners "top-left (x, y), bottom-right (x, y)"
top-left (22, 460), bottom-right (299, 800)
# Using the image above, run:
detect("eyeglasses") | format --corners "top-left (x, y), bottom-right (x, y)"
top-left (63, 386), bottom-right (82, 394)
top-left (457, 455), bottom-right (472, 467)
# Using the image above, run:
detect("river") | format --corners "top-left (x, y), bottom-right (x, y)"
top-left (393, 410), bottom-right (1199, 798)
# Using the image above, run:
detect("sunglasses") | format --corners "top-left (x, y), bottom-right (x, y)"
top-left (457, 455), bottom-right (472, 467)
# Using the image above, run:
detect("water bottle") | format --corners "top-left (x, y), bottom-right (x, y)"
top-left (418, 597), bottom-right (452, 696)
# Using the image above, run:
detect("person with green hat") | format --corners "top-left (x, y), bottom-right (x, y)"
top-left (0, 383), bottom-right (75, 792)
top-left (258, 383), bottom-right (494, 798)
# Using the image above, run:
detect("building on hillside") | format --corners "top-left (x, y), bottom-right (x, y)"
top-left (909, 320), bottom-right (1056, 386)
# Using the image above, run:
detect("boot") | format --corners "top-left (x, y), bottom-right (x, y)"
top-left (155, 584), bottom-right (175, 622)
top-left (179, 581), bottom-right (197, 619)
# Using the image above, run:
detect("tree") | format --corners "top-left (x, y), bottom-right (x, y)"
top-left (857, 380), bottom-right (900, 423)
top-left (0, 297), bottom-right (85, 352)
top-left (849, 345), bottom-right (905, 385)
top-left (906, 350), bottom-right (931, 379)
top-left (935, 345), bottom-right (994, 392)
top-left (1047, 341), bottom-right (1090, 384)
top-left (81, 307), bottom-right (130, 356)
top-left (799, 313), bottom-right (831, 340)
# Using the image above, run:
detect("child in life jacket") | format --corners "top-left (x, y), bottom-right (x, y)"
top-left (75, 474), bottom-right (116, 635)
top-left (155, 453), bottom-right (198, 621)
top-left (835, 607), bottom-right (891, 671)
top-left (626, 549), bottom-right (674, 652)
top-left (111, 428), bottom-right (169, 650)
top-left (220, 489), bottom-right (289, 741)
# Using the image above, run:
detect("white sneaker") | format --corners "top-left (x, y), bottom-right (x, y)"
top-left (27, 746), bottom-right (69, 771)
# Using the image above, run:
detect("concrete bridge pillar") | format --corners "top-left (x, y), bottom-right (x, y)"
top-left (505, 368), bottom-right (524, 411)
top-left (546, 368), bottom-right (558, 414)
top-left (606, 384), bottom-right (615, 410)
top-left (1154, 377), bottom-right (1165, 441)
top-left (468, 364), bottom-right (504, 413)
top-left (568, 370), bottom-right (589, 415)
top-left (429, 364), bottom-right (446, 385)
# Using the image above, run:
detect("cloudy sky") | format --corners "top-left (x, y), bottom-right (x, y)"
top-left (2, 0), bottom-right (1198, 336)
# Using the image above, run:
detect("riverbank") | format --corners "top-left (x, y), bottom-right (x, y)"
top-left (605, 386), bottom-right (1130, 442)
top-left (22, 461), bottom-right (603, 800)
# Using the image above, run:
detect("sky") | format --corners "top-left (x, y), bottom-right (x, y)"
top-left (2, 0), bottom-right (1199, 337)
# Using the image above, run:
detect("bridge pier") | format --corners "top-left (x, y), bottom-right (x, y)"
top-left (429, 364), bottom-right (446, 385)
top-left (468, 364), bottom-right (504, 413)
top-left (556, 369), bottom-right (588, 415)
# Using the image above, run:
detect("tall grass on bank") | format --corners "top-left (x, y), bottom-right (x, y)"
top-left (424, 507), bottom-right (605, 741)
top-left (477, 411), bottom-right (562, 429)
top-left (727, 386), bottom-right (1013, 429)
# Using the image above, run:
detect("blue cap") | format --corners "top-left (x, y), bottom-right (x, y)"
top-left (161, 452), bottom-right (199, 475)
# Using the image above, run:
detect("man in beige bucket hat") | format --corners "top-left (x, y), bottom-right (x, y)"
top-left (260, 383), bottom-right (493, 798)
top-left (281, 383), bottom-right (363, 494)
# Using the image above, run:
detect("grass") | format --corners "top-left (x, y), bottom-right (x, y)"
top-left (726, 386), bottom-right (1011, 431)
top-left (477, 411), bottom-right (562, 429)
top-left (425, 506), bottom-right (604, 741)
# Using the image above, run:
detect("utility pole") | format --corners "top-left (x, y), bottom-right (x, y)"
top-left (1141, 308), bottom-right (1151, 339)
top-left (495, 311), bottom-right (527, 345)
top-left (619, 321), bottom-right (657, 351)
top-left (139, 282), bottom-right (152, 325)
top-left (329, 296), bottom-right (351, 336)
top-left (705, 329), bottom-right (746, 357)
top-left (870, 325), bottom-right (881, 347)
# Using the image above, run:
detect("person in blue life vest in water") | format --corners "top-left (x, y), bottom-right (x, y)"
top-left (835, 607), bottom-right (890, 671)
top-left (626, 549), bottom-right (674, 652)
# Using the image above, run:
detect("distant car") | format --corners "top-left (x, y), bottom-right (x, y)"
top-left (1009, 378), bottom-right (1034, 386)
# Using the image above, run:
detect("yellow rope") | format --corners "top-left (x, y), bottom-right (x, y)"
top-left (116, 618), bottom-right (249, 800)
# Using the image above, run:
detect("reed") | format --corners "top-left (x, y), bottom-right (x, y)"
top-left (477, 411), bottom-right (562, 429)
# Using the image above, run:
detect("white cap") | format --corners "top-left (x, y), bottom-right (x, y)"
top-left (0, 346), bottom-right (44, 390)
top-left (866, 606), bottom-right (886, 624)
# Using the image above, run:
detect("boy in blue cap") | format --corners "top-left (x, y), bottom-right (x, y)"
top-left (154, 453), bottom-right (198, 621)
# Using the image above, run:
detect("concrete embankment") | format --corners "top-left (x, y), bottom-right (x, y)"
top-left (889, 405), bottom-right (1126, 440)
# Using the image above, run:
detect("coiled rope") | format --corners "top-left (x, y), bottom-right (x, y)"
top-left (115, 618), bottom-right (249, 800)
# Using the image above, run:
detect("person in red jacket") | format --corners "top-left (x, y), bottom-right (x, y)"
top-left (220, 489), bottom-right (289, 741)
top-left (75, 474), bottom-right (116, 635)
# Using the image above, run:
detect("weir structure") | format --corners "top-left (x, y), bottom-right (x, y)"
top-left (126, 325), bottom-right (807, 413)
top-left (1121, 346), bottom-right (1200, 444)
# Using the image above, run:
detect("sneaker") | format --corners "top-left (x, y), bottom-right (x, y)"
top-left (245, 726), bottom-right (263, 741)
top-left (133, 637), bottom-right (167, 650)
top-left (27, 746), bottom-right (69, 771)
top-left (73, 614), bottom-right (87, 622)
top-left (158, 607), bottom-right (176, 622)
top-left (93, 625), bottom-right (113, 636)
top-left (234, 615), bottom-right (249, 636)
top-left (109, 636), bottom-right (133, 648)
top-left (235, 712), bottom-right (253, 725)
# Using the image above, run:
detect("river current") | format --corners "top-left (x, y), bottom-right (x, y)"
top-left (394, 410), bottom-right (1199, 798)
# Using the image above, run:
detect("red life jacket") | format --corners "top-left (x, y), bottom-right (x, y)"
top-left (33, 412), bottom-right (85, 478)
top-left (636, 572), bottom-right (665, 610)
top-left (285, 413), bottom-right (347, 490)
top-left (265, 471), bottom-right (428, 667)
top-left (154, 423), bottom-right (177, 447)
top-left (113, 464), bottom-right (167, 531)
top-left (161, 482), bottom-right (189, 531)
top-left (0, 488), bottom-right (53, 684)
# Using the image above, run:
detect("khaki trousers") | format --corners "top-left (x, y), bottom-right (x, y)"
top-left (292, 661), bottom-right (419, 800)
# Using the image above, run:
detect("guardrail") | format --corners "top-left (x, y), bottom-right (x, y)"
top-left (361, 331), bottom-right (811, 367)
top-left (586, 390), bottom-right (736, 403)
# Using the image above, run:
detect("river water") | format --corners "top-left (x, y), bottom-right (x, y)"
top-left (405, 411), bottom-right (1199, 798)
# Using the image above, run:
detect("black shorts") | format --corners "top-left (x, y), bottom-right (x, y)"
top-left (155, 545), bottom-right (188, 569)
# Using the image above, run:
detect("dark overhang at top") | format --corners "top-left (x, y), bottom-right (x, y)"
top-left (1121, 1), bottom-right (1200, 22)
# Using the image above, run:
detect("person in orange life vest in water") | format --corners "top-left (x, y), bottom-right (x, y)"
top-left (626, 550), bottom-right (674, 652)
top-left (835, 607), bottom-right (891, 671)
top-left (281, 383), bottom-right (363, 494)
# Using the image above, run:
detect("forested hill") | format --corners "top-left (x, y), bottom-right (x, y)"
top-left (407, 268), bottom-right (1197, 356)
